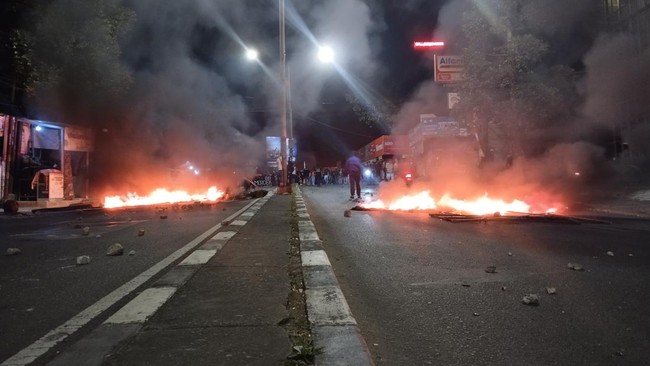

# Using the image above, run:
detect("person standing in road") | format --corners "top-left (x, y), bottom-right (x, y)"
top-left (385, 159), bottom-right (394, 181)
top-left (345, 153), bottom-right (363, 200)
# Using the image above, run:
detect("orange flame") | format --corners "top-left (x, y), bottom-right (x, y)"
top-left (361, 191), bottom-right (556, 215)
top-left (104, 186), bottom-right (224, 208)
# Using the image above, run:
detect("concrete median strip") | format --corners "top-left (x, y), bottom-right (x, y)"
top-left (294, 186), bottom-right (374, 365)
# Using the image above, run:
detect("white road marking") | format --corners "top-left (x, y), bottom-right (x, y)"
top-left (0, 199), bottom-right (258, 366)
top-left (104, 287), bottom-right (176, 324)
top-left (229, 220), bottom-right (247, 226)
top-left (178, 250), bottom-right (217, 266)
top-left (212, 231), bottom-right (237, 240)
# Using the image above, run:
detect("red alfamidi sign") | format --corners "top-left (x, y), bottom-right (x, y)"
top-left (413, 41), bottom-right (445, 49)
top-left (434, 55), bottom-right (464, 83)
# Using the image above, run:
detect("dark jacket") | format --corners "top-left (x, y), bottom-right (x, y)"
top-left (345, 155), bottom-right (363, 174)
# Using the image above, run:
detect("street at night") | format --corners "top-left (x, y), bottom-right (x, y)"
top-left (2, 0), bottom-right (650, 365)
top-left (299, 184), bottom-right (650, 365)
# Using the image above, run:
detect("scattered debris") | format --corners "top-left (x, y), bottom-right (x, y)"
top-left (628, 253), bottom-right (634, 257)
top-left (522, 294), bottom-right (540, 306)
top-left (461, 283), bottom-right (471, 287)
top-left (567, 263), bottom-right (584, 271)
top-left (344, 210), bottom-right (352, 217)
top-left (82, 226), bottom-right (90, 236)
top-left (106, 243), bottom-right (124, 256)
top-left (129, 250), bottom-right (136, 256)
top-left (606, 251), bottom-right (614, 257)
top-left (546, 287), bottom-right (557, 295)
top-left (508, 252), bottom-right (513, 256)
top-left (5, 248), bottom-right (21, 256)
top-left (614, 349), bottom-right (624, 357)
top-left (485, 266), bottom-right (497, 274)
top-left (138, 229), bottom-right (145, 236)
top-left (160, 215), bottom-right (168, 219)
top-left (76, 255), bottom-right (91, 265)
top-left (222, 220), bottom-right (231, 226)
top-left (473, 312), bottom-right (480, 316)
top-left (501, 286), bottom-right (507, 291)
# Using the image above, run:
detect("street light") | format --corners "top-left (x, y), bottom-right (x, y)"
top-left (317, 45), bottom-right (335, 63)
top-left (245, 48), bottom-right (259, 61)
top-left (248, 2), bottom-right (334, 191)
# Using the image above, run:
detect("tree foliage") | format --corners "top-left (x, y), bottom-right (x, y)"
top-left (452, 0), bottom-right (578, 159)
top-left (13, 0), bottom-right (135, 120)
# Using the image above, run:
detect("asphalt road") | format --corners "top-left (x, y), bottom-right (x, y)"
top-left (0, 200), bottom-right (250, 364)
top-left (300, 183), bottom-right (650, 365)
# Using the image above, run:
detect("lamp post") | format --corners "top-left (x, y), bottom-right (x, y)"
top-left (278, 0), bottom-right (290, 192)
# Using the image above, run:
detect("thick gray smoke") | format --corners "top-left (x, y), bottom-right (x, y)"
top-left (383, 0), bottom-right (650, 208)
top-left (27, 0), bottom-right (379, 194)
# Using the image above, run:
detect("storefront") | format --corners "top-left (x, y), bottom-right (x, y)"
top-left (1, 114), bottom-right (93, 202)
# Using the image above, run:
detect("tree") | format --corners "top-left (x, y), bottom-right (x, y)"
top-left (13, 0), bottom-right (135, 122)
top-left (452, 0), bottom-right (578, 161)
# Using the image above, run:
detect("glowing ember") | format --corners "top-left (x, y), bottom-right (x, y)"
top-left (104, 186), bottom-right (224, 208)
top-left (360, 191), bottom-right (557, 215)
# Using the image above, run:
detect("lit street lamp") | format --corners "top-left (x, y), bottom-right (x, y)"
top-left (245, 48), bottom-right (259, 61)
top-left (246, 1), bottom-right (334, 191)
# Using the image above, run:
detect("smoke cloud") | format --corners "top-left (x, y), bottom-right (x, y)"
top-left (383, 0), bottom-right (650, 209)
top-left (27, 0), bottom-right (380, 195)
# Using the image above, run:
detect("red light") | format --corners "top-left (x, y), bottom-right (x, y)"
top-left (413, 41), bottom-right (445, 50)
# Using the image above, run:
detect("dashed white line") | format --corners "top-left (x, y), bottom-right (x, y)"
top-left (0, 199), bottom-right (258, 366)
top-left (104, 287), bottom-right (177, 324)
top-left (178, 249), bottom-right (217, 266)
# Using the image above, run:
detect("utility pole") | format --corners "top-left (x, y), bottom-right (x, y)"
top-left (279, 0), bottom-right (290, 192)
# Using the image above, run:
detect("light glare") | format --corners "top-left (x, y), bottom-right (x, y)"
top-left (318, 46), bottom-right (334, 63)
top-left (245, 48), bottom-right (258, 61)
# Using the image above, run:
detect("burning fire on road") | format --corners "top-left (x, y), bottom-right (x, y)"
top-left (103, 186), bottom-right (225, 208)
top-left (356, 190), bottom-right (558, 216)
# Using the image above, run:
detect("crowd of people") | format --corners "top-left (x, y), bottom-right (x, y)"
top-left (250, 157), bottom-right (402, 200)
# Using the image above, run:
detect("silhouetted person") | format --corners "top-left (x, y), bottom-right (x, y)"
top-left (345, 153), bottom-right (363, 200)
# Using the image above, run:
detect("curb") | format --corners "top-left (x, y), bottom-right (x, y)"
top-left (294, 186), bottom-right (374, 366)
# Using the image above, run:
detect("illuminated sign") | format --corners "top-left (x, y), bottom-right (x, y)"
top-left (434, 55), bottom-right (464, 83)
top-left (413, 41), bottom-right (445, 49)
